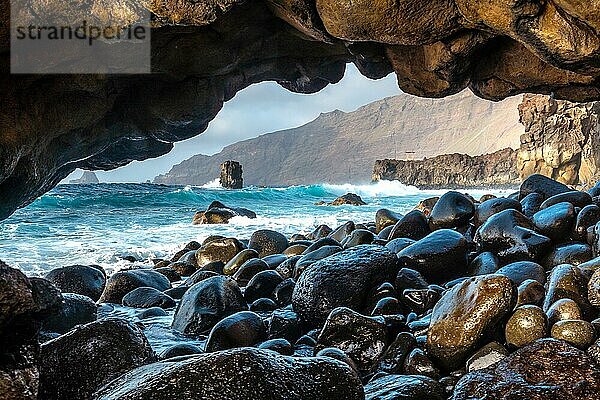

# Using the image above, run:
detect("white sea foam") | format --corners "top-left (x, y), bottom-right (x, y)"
top-left (200, 178), bottom-right (221, 189)
top-left (322, 180), bottom-right (422, 198)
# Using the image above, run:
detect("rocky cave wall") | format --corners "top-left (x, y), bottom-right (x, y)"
top-left (2, 0), bottom-right (600, 219)
top-left (517, 94), bottom-right (600, 187)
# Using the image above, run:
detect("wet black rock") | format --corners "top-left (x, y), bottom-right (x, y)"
top-left (244, 270), bottom-right (284, 303)
top-left (45, 264), bottom-right (106, 301)
top-left (172, 276), bottom-right (246, 336)
top-left (520, 192), bottom-right (545, 218)
top-left (192, 201), bottom-right (256, 224)
top-left (292, 245), bottom-right (398, 326)
top-left (427, 275), bottom-right (516, 370)
top-left (475, 209), bottom-right (551, 263)
top-left (429, 191), bottom-right (475, 230)
top-left (41, 293), bottom-right (97, 334)
top-left (329, 193), bottom-right (366, 206)
top-left (395, 268), bottom-right (429, 292)
top-left (99, 269), bottom-right (170, 304)
top-left (248, 229), bottom-right (289, 257)
top-left (329, 221), bottom-right (356, 242)
top-left (519, 174), bottom-right (571, 201)
top-left (258, 338), bottom-right (293, 355)
top-left (505, 305), bottom-right (548, 348)
top-left (183, 270), bottom-right (219, 286)
top-left (249, 297), bottom-right (278, 312)
top-left (575, 205), bottom-right (600, 243)
top-left (495, 261), bottom-right (546, 285)
top-left (39, 319), bottom-right (155, 400)
top-left (273, 278), bottom-right (295, 306)
top-left (167, 261), bottom-right (196, 276)
top-left (376, 209), bottom-right (403, 233)
top-left (233, 258), bottom-right (269, 286)
top-left (315, 307), bottom-right (387, 373)
top-left (94, 348), bottom-right (364, 400)
top-left (385, 238), bottom-right (416, 254)
top-left (403, 348), bottom-right (440, 379)
top-left (397, 229), bottom-right (470, 284)
top-left (364, 374), bottom-right (445, 400)
top-left (205, 311), bottom-right (267, 352)
top-left (402, 288), bottom-right (440, 315)
top-left (275, 255), bottom-right (300, 279)
top-left (375, 332), bottom-right (416, 374)
top-left (308, 224), bottom-right (333, 240)
top-left (138, 307), bottom-right (168, 318)
top-left (343, 229), bottom-right (376, 248)
top-left (158, 343), bottom-right (203, 360)
top-left (388, 210), bottom-right (431, 241)
top-left (268, 308), bottom-right (301, 342)
top-left (474, 197), bottom-right (521, 227)
top-left (452, 339), bottom-right (600, 400)
top-left (540, 190), bottom-right (592, 210)
top-left (542, 242), bottom-right (592, 269)
top-left (153, 266), bottom-right (182, 282)
top-left (122, 287), bottom-right (176, 309)
top-left (467, 252), bottom-right (500, 276)
top-left (163, 285), bottom-right (189, 300)
top-left (294, 245), bottom-right (342, 278)
top-left (195, 237), bottom-right (245, 268)
top-left (371, 296), bottom-right (402, 316)
top-left (533, 202), bottom-right (576, 241)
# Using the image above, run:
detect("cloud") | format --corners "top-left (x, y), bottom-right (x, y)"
top-left (72, 65), bottom-right (400, 183)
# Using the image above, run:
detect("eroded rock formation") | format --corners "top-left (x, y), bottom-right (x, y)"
top-left (372, 148), bottom-right (519, 188)
top-left (2, 0), bottom-right (600, 218)
top-left (517, 94), bottom-right (600, 187)
top-left (219, 161), bottom-right (243, 189)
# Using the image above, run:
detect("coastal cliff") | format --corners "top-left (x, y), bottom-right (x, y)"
top-left (372, 148), bottom-right (519, 188)
top-left (155, 91), bottom-right (522, 186)
top-left (517, 95), bottom-right (600, 188)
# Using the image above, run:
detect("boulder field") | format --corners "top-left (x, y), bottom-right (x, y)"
top-left (3, 174), bottom-right (600, 399)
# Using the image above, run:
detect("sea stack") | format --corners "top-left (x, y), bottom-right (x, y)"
top-left (220, 161), bottom-right (243, 189)
top-left (69, 171), bottom-right (99, 184)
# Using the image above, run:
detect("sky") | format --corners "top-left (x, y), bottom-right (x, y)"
top-left (64, 65), bottom-right (400, 183)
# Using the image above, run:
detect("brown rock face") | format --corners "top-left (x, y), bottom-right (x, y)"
top-left (517, 94), bottom-right (600, 187)
top-left (452, 339), bottom-right (600, 400)
top-left (372, 148), bottom-right (519, 188)
top-left (3, 0), bottom-right (600, 218)
top-left (219, 161), bottom-right (243, 189)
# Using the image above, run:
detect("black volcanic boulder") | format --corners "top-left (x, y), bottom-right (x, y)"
top-left (122, 287), bottom-right (176, 309)
top-left (41, 293), bottom-right (97, 334)
top-left (292, 245), bottom-right (398, 327)
top-left (375, 209), bottom-right (402, 233)
top-left (248, 229), bottom-right (289, 257)
top-left (365, 374), bottom-right (445, 400)
top-left (396, 229), bottom-right (470, 284)
top-left (540, 190), bottom-right (592, 209)
top-left (543, 264), bottom-right (592, 317)
top-left (495, 261), bottom-right (546, 285)
top-left (426, 275), bottom-right (516, 370)
top-left (329, 193), bottom-right (366, 206)
top-left (519, 174), bottom-right (571, 200)
top-left (429, 191), bottom-right (475, 230)
top-left (192, 201), bottom-right (256, 224)
top-left (343, 229), bottom-right (376, 248)
top-left (574, 204), bottom-right (600, 241)
top-left (45, 264), bottom-right (106, 301)
top-left (39, 319), bottom-right (155, 400)
top-left (205, 311), bottom-right (267, 352)
top-left (532, 202), bottom-right (576, 241)
top-left (93, 348), bottom-right (364, 400)
top-left (474, 209), bottom-right (551, 263)
top-left (99, 269), bottom-right (170, 304)
top-left (172, 276), bottom-right (246, 336)
top-left (452, 339), bottom-right (600, 400)
top-left (520, 192), bottom-right (544, 218)
top-left (315, 307), bottom-right (387, 373)
top-left (388, 210), bottom-right (431, 241)
top-left (244, 270), bottom-right (284, 303)
top-left (474, 197), bottom-right (521, 227)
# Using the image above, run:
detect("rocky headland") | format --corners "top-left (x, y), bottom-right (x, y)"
top-left (3, 174), bottom-right (600, 399)
top-left (372, 148), bottom-right (519, 188)
top-left (69, 172), bottom-right (99, 185)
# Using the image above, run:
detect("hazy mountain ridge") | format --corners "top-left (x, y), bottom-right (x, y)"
top-left (154, 91), bottom-right (523, 186)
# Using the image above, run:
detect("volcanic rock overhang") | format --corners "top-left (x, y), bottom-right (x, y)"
top-left (1, 0), bottom-right (600, 219)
